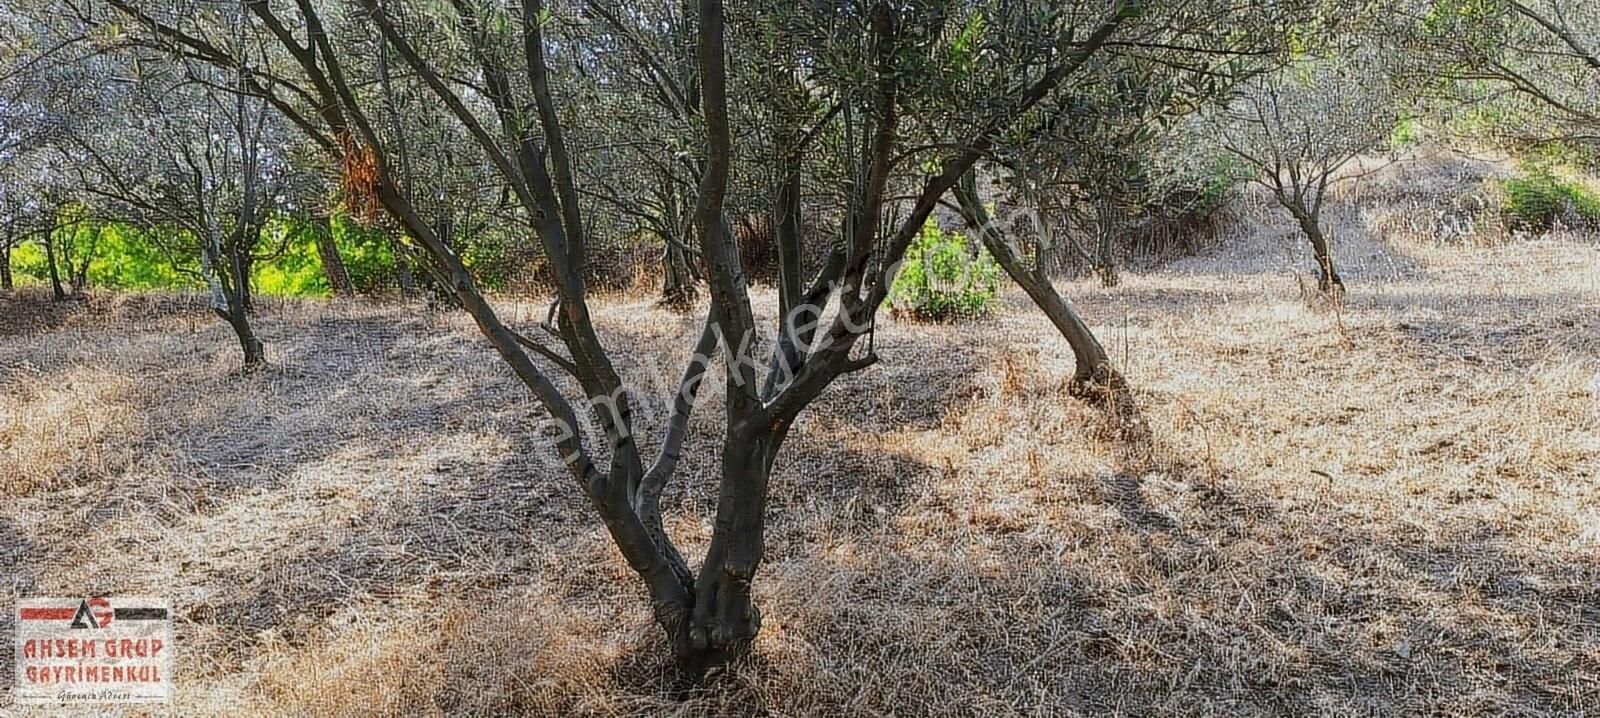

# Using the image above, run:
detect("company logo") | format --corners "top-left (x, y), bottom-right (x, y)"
top-left (14, 597), bottom-right (173, 704)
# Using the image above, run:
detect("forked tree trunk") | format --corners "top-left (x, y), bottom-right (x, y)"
top-left (201, 230), bottom-right (266, 371)
top-left (1286, 203), bottom-right (1343, 294)
top-left (667, 428), bottom-right (771, 675)
top-left (195, 0), bottom-right (1135, 686)
top-left (316, 217), bottom-right (356, 297)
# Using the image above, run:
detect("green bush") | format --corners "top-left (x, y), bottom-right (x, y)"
top-left (1389, 117), bottom-right (1423, 151)
top-left (886, 223), bottom-right (1001, 321)
top-left (329, 214), bottom-right (400, 294)
top-left (1500, 163), bottom-right (1600, 232)
top-left (254, 220), bottom-right (330, 297)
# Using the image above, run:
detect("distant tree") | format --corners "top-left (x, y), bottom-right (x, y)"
top-left (0, 15), bottom-right (98, 301)
top-left (1199, 56), bottom-right (1400, 293)
top-left (67, 50), bottom-right (291, 369)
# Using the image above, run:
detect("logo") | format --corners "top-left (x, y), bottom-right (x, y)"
top-left (14, 597), bottom-right (173, 704)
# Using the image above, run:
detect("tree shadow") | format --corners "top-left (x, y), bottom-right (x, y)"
top-left (6, 293), bottom-right (1596, 715)
top-left (1362, 289), bottom-right (1598, 368)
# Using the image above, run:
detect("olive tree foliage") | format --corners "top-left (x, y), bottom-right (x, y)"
top-left (1187, 53), bottom-right (1401, 292)
top-left (1410, 0), bottom-right (1600, 144)
top-left (0, 5), bottom-right (116, 298)
top-left (100, 0), bottom-right (1316, 675)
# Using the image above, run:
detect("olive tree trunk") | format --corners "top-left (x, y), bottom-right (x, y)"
top-left (1, 241), bottom-right (12, 291)
top-left (1094, 197), bottom-right (1120, 288)
top-left (1283, 200), bottom-right (1343, 293)
top-left (201, 222), bottom-right (266, 371)
top-left (316, 216), bottom-right (356, 297)
top-left (953, 174), bottom-right (1125, 397)
top-left (660, 239), bottom-right (697, 309)
top-left (42, 225), bottom-right (66, 301)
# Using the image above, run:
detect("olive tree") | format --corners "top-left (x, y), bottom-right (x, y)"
top-left (67, 49), bottom-right (290, 369)
top-left (1197, 55), bottom-right (1399, 292)
top-left (0, 9), bottom-right (103, 300)
top-left (106, 0), bottom-right (1312, 676)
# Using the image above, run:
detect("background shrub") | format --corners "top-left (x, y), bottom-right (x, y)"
top-left (1500, 162), bottom-right (1600, 232)
top-left (887, 224), bottom-right (1001, 321)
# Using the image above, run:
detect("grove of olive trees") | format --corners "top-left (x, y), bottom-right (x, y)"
top-left (1, 0), bottom-right (1598, 712)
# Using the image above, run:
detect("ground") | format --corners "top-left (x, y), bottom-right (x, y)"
top-left (2, 162), bottom-right (1598, 716)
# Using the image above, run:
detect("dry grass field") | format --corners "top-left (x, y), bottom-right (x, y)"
top-left (2, 162), bottom-right (1599, 716)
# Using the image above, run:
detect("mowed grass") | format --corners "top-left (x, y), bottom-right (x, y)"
top-left (2, 177), bottom-right (1598, 715)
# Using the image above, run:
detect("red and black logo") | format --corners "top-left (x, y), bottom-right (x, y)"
top-left (18, 598), bottom-right (168, 629)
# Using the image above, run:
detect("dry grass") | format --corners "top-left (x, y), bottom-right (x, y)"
top-left (2, 161), bottom-right (1598, 716)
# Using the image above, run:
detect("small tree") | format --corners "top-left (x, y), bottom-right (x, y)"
top-left (1203, 56), bottom-right (1399, 292)
top-left (71, 57), bottom-right (289, 369)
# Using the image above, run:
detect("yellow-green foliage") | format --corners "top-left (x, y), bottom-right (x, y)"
top-left (886, 223), bottom-right (1001, 321)
top-left (9, 211), bottom-right (400, 296)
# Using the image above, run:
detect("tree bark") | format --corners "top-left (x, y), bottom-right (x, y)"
top-left (1, 242), bottom-right (12, 291)
top-left (42, 225), bottom-right (66, 301)
top-left (225, 305), bottom-right (267, 370)
top-left (1095, 197), bottom-right (1120, 288)
top-left (954, 175), bottom-right (1126, 397)
top-left (392, 235), bottom-right (419, 298)
top-left (675, 427), bottom-right (770, 675)
top-left (660, 239), bottom-right (697, 309)
top-left (316, 216), bottom-right (356, 297)
top-left (236, 252), bottom-right (256, 314)
top-left (1286, 203), bottom-right (1343, 293)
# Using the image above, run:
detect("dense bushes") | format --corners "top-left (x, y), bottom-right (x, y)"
top-left (887, 224), bottom-right (1001, 321)
top-left (1499, 163), bottom-right (1600, 231)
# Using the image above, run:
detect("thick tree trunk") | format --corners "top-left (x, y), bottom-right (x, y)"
top-left (316, 217), bottom-right (356, 297)
top-left (669, 429), bottom-right (769, 676)
top-left (1, 243), bottom-right (12, 291)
